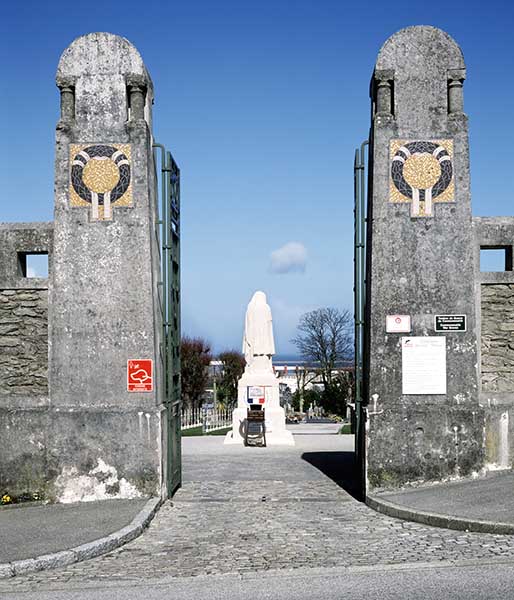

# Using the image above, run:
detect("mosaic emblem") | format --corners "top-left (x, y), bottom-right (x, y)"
top-left (70, 144), bottom-right (132, 221)
top-left (390, 140), bottom-right (454, 217)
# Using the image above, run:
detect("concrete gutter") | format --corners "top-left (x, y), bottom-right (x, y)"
top-left (0, 496), bottom-right (162, 579)
top-left (366, 495), bottom-right (514, 535)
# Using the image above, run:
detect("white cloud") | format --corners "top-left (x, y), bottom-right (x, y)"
top-left (269, 242), bottom-right (307, 274)
top-left (26, 267), bottom-right (37, 278)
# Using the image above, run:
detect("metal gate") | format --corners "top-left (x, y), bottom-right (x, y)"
top-left (153, 143), bottom-right (182, 497)
top-left (353, 140), bottom-right (368, 500)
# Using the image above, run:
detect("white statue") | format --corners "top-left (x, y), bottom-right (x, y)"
top-left (225, 290), bottom-right (294, 446)
top-left (242, 291), bottom-right (275, 369)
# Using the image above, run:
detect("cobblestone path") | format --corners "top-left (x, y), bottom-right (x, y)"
top-left (2, 429), bottom-right (514, 593)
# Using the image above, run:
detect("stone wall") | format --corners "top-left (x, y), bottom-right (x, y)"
top-left (0, 224), bottom-right (52, 497)
top-left (481, 284), bottom-right (514, 392)
top-left (0, 222), bottom-right (52, 402)
top-left (367, 403), bottom-right (484, 488)
top-left (473, 217), bottom-right (514, 470)
top-left (0, 289), bottom-right (48, 397)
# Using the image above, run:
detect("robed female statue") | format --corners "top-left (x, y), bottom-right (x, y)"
top-left (242, 291), bottom-right (275, 369)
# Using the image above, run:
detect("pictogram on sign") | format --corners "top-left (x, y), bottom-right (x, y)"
top-left (386, 315), bottom-right (411, 333)
top-left (127, 359), bottom-right (153, 392)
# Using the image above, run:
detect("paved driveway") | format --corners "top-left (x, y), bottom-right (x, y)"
top-left (2, 424), bottom-right (514, 595)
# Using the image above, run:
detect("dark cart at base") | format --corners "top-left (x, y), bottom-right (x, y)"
top-left (244, 406), bottom-right (266, 447)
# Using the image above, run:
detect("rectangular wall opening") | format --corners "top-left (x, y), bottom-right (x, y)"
top-left (480, 246), bottom-right (513, 272)
top-left (18, 253), bottom-right (49, 278)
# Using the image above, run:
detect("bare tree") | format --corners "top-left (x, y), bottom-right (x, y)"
top-left (291, 308), bottom-right (353, 415)
top-left (181, 337), bottom-right (212, 410)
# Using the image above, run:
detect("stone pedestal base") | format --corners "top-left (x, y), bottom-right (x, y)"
top-left (224, 362), bottom-right (294, 446)
top-left (224, 406), bottom-right (295, 446)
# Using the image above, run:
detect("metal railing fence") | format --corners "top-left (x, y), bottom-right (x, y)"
top-left (181, 407), bottom-right (232, 433)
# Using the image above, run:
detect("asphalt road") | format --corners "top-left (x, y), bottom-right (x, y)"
top-left (3, 562), bottom-right (514, 600)
top-left (381, 471), bottom-right (514, 524)
top-left (0, 498), bottom-right (147, 562)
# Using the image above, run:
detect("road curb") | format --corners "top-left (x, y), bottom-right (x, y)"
top-left (366, 495), bottom-right (514, 535)
top-left (0, 496), bottom-right (162, 578)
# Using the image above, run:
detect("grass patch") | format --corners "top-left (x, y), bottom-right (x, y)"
top-left (181, 426), bottom-right (203, 437)
top-left (207, 427), bottom-right (231, 436)
top-left (1, 491), bottom-right (44, 506)
top-left (181, 426), bottom-right (231, 437)
top-left (339, 423), bottom-right (352, 435)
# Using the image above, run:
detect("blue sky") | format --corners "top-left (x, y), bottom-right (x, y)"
top-left (1, 0), bottom-right (513, 354)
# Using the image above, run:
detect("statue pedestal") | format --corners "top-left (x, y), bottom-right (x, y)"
top-left (224, 361), bottom-right (294, 446)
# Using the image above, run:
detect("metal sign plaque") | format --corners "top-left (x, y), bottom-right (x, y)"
top-left (127, 359), bottom-right (153, 392)
top-left (434, 315), bottom-right (466, 332)
top-left (247, 386), bottom-right (265, 404)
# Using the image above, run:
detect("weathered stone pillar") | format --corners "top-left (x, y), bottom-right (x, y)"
top-left (48, 33), bottom-right (165, 501)
top-left (448, 70), bottom-right (465, 115)
top-left (57, 77), bottom-right (75, 124)
top-left (365, 26), bottom-right (483, 490)
top-left (127, 75), bottom-right (147, 121)
top-left (374, 70), bottom-right (394, 117)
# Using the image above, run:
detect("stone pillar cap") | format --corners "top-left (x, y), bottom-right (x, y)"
top-left (376, 25), bottom-right (465, 72)
top-left (56, 32), bottom-right (153, 92)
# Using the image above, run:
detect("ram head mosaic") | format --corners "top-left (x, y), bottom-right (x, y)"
top-left (70, 144), bottom-right (132, 221)
top-left (390, 140), bottom-right (454, 217)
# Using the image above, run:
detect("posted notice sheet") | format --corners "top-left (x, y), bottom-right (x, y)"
top-left (401, 336), bottom-right (446, 395)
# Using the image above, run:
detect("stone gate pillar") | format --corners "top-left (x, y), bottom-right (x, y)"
top-left (365, 26), bottom-right (483, 490)
top-left (48, 33), bottom-right (165, 500)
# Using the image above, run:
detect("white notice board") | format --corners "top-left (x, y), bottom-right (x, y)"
top-left (401, 337), bottom-right (446, 395)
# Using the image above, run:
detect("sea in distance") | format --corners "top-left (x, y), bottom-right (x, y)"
top-left (273, 355), bottom-right (352, 368)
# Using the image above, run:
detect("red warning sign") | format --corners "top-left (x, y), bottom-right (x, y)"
top-left (127, 359), bottom-right (153, 392)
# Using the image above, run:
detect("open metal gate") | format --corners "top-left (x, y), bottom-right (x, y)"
top-left (353, 140), bottom-right (368, 500)
top-left (154, 143), bottom-right (182, 497)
